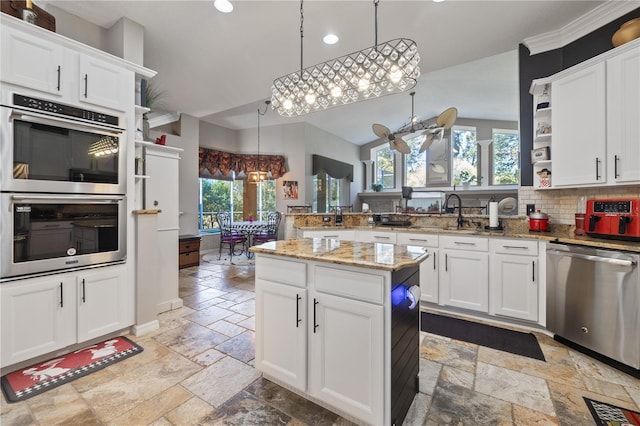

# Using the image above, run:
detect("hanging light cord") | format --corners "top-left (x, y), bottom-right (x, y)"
top-left (299, 0), bottom-right (304, 78)
top-left (257, 101), bottom-right (271, 156)
top-left (374, 0), bottom-right (379, 47)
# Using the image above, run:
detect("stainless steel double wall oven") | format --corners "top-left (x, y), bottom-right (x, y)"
top-left (1, 89), bottom-right (127, 280)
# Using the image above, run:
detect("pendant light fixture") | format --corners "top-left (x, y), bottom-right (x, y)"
top-left (248, 101), bottom-right (271, 183)
top-left (271, 0), bottom-right (420, 117)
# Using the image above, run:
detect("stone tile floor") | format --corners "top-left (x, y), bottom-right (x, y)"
top-left (2, 259), bottom-right (639, 425)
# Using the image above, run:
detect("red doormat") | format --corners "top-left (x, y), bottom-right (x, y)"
top-left (1, 336), bottom-right (143, 403)
top-left (584, 397), bottom-right (640, 425)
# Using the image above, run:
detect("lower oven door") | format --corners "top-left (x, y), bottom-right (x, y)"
top-left (0, 193), bottom-right (126, 280)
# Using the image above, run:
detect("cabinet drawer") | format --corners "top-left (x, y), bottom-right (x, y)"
top-left (179, 251), bottom-right (200, 268)
top-left (396, 232), bottom-right (438, 248)
top-left (490, 238), bottom-right (538, 255)
top-left (179, 241), bottom-right (200, 254)
top-left (440, 235), bottom-right (488, 252)
top-left (256, 256), bottom-right (306, 288)
top-left (313, 265), bottom-right (384, 304)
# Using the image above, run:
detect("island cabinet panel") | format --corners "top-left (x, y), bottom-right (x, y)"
top-left (308, 290), bottom-right (384, 425)
top-left (255, 279), bottom-right (307, 391)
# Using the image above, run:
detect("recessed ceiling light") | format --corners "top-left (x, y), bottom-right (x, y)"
top-left (323, 34), bottom-right (339, 45)
top-left (214, 0), bottom-right (233, 13)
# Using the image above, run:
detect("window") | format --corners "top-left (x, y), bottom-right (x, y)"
top-left (492, 129), bottom-right (520, 185)
top-left (256, 180), bottom-right (276, 220)
top-left (372, 144), bottom-right (394, 189)
top-left (199, 177), bottom-right (244, 232)
top-left (404, 134), bottom-right (427, 187)
top-left (451, 126), bottom-right (478, 186)
top-left (313, 171), bottom-right (341, 212)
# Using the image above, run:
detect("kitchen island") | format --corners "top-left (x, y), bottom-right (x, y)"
top-left (250, 238), bottom-right (429, 426)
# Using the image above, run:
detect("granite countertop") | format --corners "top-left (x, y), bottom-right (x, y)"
top-left (296, 225), bottom-right (640, 253)
top-left (249, 238), bottom-right (430, 271)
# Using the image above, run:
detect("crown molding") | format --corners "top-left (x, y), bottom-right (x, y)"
top-left (523, 1), bottom-right (639, 55)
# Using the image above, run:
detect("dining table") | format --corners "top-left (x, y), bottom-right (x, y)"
top-left (231, 221), bottom-right (268, 256)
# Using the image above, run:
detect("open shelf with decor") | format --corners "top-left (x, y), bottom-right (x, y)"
top-left (530, 80), bottom-right (553, 189)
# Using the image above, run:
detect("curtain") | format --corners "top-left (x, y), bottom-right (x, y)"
top-left (199, 147), bottom-right (287, 179)
top-left (312, 154), bottom-right (353, 182)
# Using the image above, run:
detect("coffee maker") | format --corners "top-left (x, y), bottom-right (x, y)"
top-left (401, 186), bottom-right (413, 211)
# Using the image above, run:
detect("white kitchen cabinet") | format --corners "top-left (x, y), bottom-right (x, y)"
top-left (607, 45), bottom-right (640, 184)
top-left (490, 239), bottom-right (539, 322)
top-left (440, 235), bottom-right (489, 313)
top-left (0, 264), bottom-right (130, 368)
top-left (255, 279), bottom-right (307, 391)
top-left (302, 229), bottom-right (356, 241)
top-left (78, 54), bottom-right (133, 111)
top-left (0, 275), bottom-right (76, 367)
top-left (552, 61), bottom-right (606, 187)
top-left (0, 27), bottom-right (66, 97)
top-left (397, 232), bottom-right (439, 303)
top-left (143, 143), bottom-right (183, 313)
top-left (77, 265), bottom-right (132, 342)
top-left (309, 290), bottom-right (384, 424)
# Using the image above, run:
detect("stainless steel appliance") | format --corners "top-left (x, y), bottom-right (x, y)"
top-left (1, 92), bottom-right (126, 195)
top-left (0, 193), bottom-right (126, 280)
top-left (586, 198), bottom-right (640, 242)
top-left (547, 243), bottom-right (639, 375)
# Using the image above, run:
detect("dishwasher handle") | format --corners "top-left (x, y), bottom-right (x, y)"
top-left (548, 250), bottom-right (636, 267)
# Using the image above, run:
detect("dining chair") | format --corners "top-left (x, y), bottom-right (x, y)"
top-left (215, 212), bottom-right (247, 260)
top-left (253, 211), bottom-right (282, 244)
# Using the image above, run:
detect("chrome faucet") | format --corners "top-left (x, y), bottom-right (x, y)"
top-left (445, 193), bottom-right (464, 228)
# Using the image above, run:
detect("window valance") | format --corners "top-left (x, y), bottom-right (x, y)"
top-left (198, 148), bottom-right (287, 180)
top-left (312, 154), bottom-right (353, 182)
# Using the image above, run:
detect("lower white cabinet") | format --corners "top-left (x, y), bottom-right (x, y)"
top-left (302, 229), bottom-right (356, 241)
top-left (397, 233), bottom-right (439, 303)
top-left (255, 279), bottom-right (307, 391)
top-left (440, 236), bottom-right (489, 313)
top-left (309, 291), bottom-right (384, 424)
top-left (0, 264), bottom-right (131, 368)
top-left (490, 239), bottom-right (539, 322)
top-left (355, 230), bottom-right (397, 244)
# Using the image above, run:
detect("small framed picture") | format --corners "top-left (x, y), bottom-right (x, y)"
top-left (283, 181), bottom-right (298, 199)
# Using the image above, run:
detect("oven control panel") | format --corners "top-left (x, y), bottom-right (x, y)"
top-left (13, 94), bottom-right (119, 126)
top-left (591, 200), bottom-right (632, 214)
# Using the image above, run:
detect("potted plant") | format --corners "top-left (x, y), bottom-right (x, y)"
top-left (372, 183), bottom-right (383, 192)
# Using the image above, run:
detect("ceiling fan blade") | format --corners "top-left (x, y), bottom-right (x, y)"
top-left (418, 133), bottom-right (435, 153)
top-left (394, 138), bottom-right (411, 154)
top-left (436, 107), bottom-right (458, 129)
top-left (372, 123), bottom-right (391, 139)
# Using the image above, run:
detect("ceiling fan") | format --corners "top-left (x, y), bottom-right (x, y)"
top-left (372, 92), bottom-right (458, 154)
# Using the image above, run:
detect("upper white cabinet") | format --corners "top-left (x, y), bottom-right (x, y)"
top-left (552, 62), bottom-right (606, 187)
top-left (78, 54), bottom-right (133, 111)
top-left (606, 46), bottom-right (640, 183)
top-left (531, 38), bottom-right (640, 189)
top-left (1, 15), bottom-right (147, 113)
top-left (1, 28), bottom-right (66, 96)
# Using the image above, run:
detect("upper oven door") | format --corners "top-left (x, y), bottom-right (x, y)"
top-left (1, 105), bottom-right (126, 194)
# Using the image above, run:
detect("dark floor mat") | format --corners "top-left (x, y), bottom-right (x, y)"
top-left (421, 312), bottom-right (545, 361)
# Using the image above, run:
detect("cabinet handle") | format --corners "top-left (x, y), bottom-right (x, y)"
top-left (84, 74), bottom-right (88, 98)
top-left (313, 298), bottom-right (319, 333)
top-left (433, 252), bottom-right (436, 270)
top-left (296, 294), bottom-right (302, 328)
top-left (445, 254), bottom-right (448, 272)
top-left (503, 245), bottom-right (528, 250)
top-left (56, 65), bottom-right (61, 91)
top-left (595, 157), bottom-right (601, 180)
top-left (454, 241), bottom-right (475, 246)
top-left (374, 236), bottom-right (390, 240)
top-left (409, 238), bottom-right (428, 242)
top-left (614, 155), bottom-right (620, 179)
top-left (59, 282), bottom-right (63, 307)
top-left (82, 279), bottom-right (86, 303)
top-left (323, 235), bottom-right (338, 238)
top-left (532, 260), bottom-right (536, 282)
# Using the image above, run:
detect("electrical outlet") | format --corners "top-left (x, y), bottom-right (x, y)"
top-left (526, 204), bottom-right (536, 216)
top-left (322, 216), bottom-right (332, 223)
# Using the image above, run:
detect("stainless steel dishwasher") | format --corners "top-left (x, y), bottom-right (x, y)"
top-left (547, 243), bottom-right (639, 373)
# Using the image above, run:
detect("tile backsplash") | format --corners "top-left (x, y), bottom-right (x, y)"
top-left (518, 186), bottom-right (640, 224)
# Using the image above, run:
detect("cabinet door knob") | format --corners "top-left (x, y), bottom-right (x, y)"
top-left (153, 200), bottom-right (159, 206)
